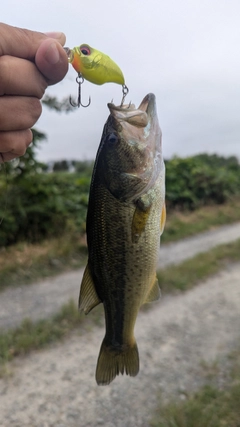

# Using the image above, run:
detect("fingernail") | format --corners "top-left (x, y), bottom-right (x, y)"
top-left (44, 31), bottom-right (64, 40)
top-left (44, 42), bottom-right (60, 64)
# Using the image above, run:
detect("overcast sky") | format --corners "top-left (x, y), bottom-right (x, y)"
top-left (2, 0), bottom-right (240, 161)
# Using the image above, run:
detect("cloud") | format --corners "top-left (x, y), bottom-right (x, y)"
top-left (1, 0), bottom-right (240, 161)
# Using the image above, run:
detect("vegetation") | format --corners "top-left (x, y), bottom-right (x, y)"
top-left (0, 234), bottom-right (88, 290)
top-left (0, 300), bottom-right (103, 367)
top-left (1, 152), bottom-right (240, 248)
top-left (0, 198), bottom-right (240, 290)
top-left (0, 165), bottom-right (91, 247)
top-left (166, 153), bottom-right (240, 210)
top-left (1, 149), bottom-right (240, 287)
top-left (162, 196), bottom-right (240, 243)
top-left (0, 300), bottom-right (79, 364)
top-left (151, 346), bottom-right (240, 427)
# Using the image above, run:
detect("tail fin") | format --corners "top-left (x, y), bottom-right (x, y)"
top-left (95, 338), bottom-right (139, 386)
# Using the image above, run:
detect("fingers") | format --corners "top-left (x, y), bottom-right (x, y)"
top-left (0, 55), bottom-right (47, 98)
top-left (0, 96), bottom-right (42, 131)
top-left (0, 23), bottom-right (69, 163)
top-left (35, 38), bottom-right (69, 85)
top-left (44, 31), bottom-right (66, 47)
top-left (0, 23), bottom-right (68, 85)
top-left (0, 94), bottom-right (41, 163)
top-left (0, 23), bottom-right (65, 59)
top-left (0, 129), bottom-right (32, 163)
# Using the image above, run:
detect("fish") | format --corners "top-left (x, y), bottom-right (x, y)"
top-left (67, 44), bottom-right (125, 85)
top-left (79, 93), bottom-right (166, 385)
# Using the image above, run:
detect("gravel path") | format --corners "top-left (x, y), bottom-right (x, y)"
top-left (0, 263), bottom-right (240, 427)
top-left (1, 221), bottom-right (240, 330)
top-left (0, 223), bottom-right (240, 426)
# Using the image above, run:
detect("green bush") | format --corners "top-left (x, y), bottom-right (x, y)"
top-left (0, 172), bottom-right (91, 247)
top-left (166, 154), bottom-right (240, 210)
top-left (0, 153), bottom-right (240, 248)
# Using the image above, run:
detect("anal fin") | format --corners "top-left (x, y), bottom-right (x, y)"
top-left (160, 203), bottom-right (166, 236)
top-left (79, 263), bottom-right (101, 314)
top-left (144, 276), bottom-right (161, 304)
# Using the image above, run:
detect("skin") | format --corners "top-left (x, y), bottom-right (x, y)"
top-left (0, 23), bottom-right (69, 162)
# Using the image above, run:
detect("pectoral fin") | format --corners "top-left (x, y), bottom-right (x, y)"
top-left (132, 204), bottom-right (151, 243)
top-left (132, 194), bottom-right (153, 243)
top-left (144, 276), bottom-right (161, 304)
top-left (79, 263), bottom-right (101, 314)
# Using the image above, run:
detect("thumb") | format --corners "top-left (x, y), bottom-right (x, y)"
top-left (35, 39), bottom-right (69, 85)
top-left (0, 23), bottom-right (68, 85)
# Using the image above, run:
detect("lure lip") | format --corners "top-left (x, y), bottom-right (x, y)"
top-left (63, 47), bottom-right (74, 62)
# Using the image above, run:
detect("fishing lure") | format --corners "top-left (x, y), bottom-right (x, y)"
top-left (64, 44), bottom-right (129, 107)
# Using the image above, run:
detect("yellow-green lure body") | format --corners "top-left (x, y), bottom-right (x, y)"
top-left (68, 44), bottom-right (125, 86)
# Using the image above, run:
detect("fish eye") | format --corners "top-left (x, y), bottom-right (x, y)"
top-left (107, 133), bottom-right (118, 144)
top-left (80, 46), bottom-right (91, 55)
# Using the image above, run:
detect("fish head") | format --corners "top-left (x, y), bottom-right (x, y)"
top-left (98, 93), bottom-right (164, 201)
top-left (69, 44), bottom-right (125, 85)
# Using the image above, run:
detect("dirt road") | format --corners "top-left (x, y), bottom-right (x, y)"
top-left (0, 223), bottom-right (240, 426)
top-left (0, 263), bottom-right (240, 426)
top-left (1, 221), bottom-right (240, 330)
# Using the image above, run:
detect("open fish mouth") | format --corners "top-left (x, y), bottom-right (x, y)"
top-left (107, 93), bottom-right (157, 128)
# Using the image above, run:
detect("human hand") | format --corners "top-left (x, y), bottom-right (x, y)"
top-left (0, 23), bottom-right (69, 162)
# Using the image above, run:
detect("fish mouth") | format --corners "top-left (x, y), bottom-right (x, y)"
top-left (108, 93), bottom-right (156, 128)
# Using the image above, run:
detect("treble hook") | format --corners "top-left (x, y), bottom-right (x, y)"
top-left (70, 73), bottom-right (91, 108)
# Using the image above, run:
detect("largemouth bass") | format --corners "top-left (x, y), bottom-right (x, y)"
top-left (79, 93), bottom-right (166, 385)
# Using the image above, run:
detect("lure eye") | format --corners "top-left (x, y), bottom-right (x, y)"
top-left (107, 133), bottom-right (118, 144)
top-left (80, 46), bottom-right (91, 55)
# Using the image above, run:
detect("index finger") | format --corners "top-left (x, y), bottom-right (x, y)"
top-left (0, 22), bottom-right (66, 59)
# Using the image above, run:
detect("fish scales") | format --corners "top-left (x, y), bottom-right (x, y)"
top-left (79, 93), bottom-right (166, 385)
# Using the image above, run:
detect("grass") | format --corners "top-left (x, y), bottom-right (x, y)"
top-left (0, 300), bottom-right (80, 365)
top-left (0, 300), bottom-right (104, 368)
top-left (162, 197), bottom-right (240, 243)
top-left (157, 238), bottom-right (240, 293)
top-left (1, 197), bottom-right (240, 290)
top-left (151, 346), bottom-right (240, 427)
top-left (0, 233), bottom-right (88, 290)
top-left (0, 239), bottom-right (239, 369)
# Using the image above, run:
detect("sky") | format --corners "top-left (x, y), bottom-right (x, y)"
top-left (1, 0), bottom-right (240, 162)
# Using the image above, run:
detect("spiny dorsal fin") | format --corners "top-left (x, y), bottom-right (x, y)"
top-left (79, 263), bottom-right (101, 314)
